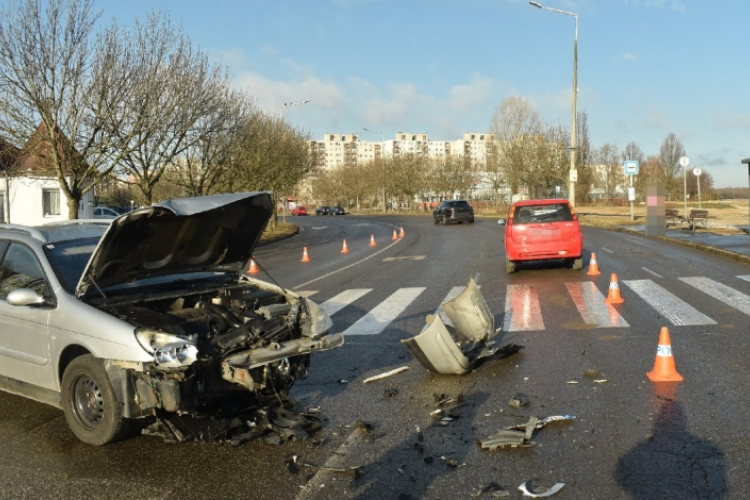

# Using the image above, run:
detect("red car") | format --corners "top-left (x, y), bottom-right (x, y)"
top-left (500, 199), bottom-right (583, 274)
top-left (291, 206), bottom-right (308, 216)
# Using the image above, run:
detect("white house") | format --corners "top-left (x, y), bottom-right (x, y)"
top-left (0, 174), bottom-right (94, 225)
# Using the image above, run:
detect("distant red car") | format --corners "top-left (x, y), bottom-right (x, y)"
top-left (291, 206), bottom-right (308, 216)
top-left (500, 199), bottom-right (583, 274)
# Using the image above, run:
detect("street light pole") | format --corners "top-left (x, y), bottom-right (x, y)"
top-left (278, 99), bottom-right (311, 119)
top-left (529, 1), bottom-right (578, 207)
top-left (364, 127), bottom-right (387, 213)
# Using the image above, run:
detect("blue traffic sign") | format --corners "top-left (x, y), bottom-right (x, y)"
top-left (624, 160), bottom-right (639, 175)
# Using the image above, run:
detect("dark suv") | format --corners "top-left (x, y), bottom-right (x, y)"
top-left (315, 206), bottom-right (330, 216)
top-left (433, 200), bottom-right (474, 225)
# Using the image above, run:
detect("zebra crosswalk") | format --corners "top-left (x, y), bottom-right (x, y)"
top-left (299, 276), bottom-right (750, 335)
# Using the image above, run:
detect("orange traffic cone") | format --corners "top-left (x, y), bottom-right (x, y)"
top-left (604, 273), bottom-right (624, 304)
top-left (392, 229), bottom-right (398, 240)
top-left (370, 234), bottom-right (377, 247)
top-left (301, 247), bottom-right (311, 262)
top-left (647, 327), bottom-right (684, 382)
top-left (248, 258), bottom-right (258, 274)
top-left (587, 253), bottom-right (601, 276)
top-left (341, 240), bottom-right (349, 253)
top-left (399, 226), bottom-right (405, 237)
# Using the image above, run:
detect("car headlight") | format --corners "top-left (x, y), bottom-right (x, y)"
top-left (135, 328), bottom-right (198, 368)
top-left (304, 298), bottom-right (333, 338)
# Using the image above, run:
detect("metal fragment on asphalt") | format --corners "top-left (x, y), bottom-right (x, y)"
top-left (362, 366), bottom-right (410, 383)
top-left (518, 481), bottom-right (565, 497)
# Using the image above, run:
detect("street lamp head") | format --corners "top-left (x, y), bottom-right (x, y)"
top-left (529, 1), bottom-right (543, 8)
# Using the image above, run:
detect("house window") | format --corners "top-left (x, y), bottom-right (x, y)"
top-left (43, 189), bottom-right (60, 216)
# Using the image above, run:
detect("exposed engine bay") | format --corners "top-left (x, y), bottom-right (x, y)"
top-left (97, 277), bottom-right (343, 444)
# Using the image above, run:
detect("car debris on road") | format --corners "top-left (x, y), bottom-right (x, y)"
top-left (362, 366), bottom-right (410, 383)
top-left (402, 278), bottom-right (523, 374)
top-left (479, 415), bottom-right (576, 450)
top-left (518, 481), bottom-right (565, 497)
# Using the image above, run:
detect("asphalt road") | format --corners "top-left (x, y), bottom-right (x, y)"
top-left (1, 213), bottom-right (747, 499)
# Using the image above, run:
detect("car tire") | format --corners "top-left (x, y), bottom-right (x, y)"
top-left (442, 216), bottom-right (449, 225)
top-left (468, 217), bottom-right (475, 223)
top-left (573, 257), bottom-right (583, 270)
top-left (433, 217), bottom-right (439, 225)
top-left (61, 354), bottom-right (131, 446)
top-left (506, 256), bottom-right (517, 274)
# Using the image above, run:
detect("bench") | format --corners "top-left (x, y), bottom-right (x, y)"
top-left (665, 209), bottom-right (681, 228)
top-left (686, 209), bottom-right (709, 231)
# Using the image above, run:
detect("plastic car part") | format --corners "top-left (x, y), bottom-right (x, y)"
top-left (402, 278), bottom-right (520, 375)
top-left (518, 481), bottom-right (565, 497)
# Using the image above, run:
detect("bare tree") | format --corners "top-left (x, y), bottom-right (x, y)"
top-left (227, 112), bottom-right (312, 229)
top-left (658, 132), bottom-right (686, 201)
top-left (0, 0), bottom-right (139, 218)
top-left (112, 11), bottom-right (226, 204)
top-left (489, 96), bottom-right (544, 197)
top-left (595, 143), bottom-right (621, 199)
top-left (174, 86), bottom-right (254, 197)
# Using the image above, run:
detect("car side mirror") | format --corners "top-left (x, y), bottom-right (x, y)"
top-left (497, 219), bottom-right (507, 225)
top-left (7, 288), bottom-right (46, 307)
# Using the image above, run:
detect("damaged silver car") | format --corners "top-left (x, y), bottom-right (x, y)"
top-left (0, 192), bottom-right (343, 445)
top-left (402, 278), bottom-right (521, 375)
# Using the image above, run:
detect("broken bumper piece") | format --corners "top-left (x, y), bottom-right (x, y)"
top-left (402, 278), bottom-right (521, 374)
top-left (221, 332), bottom-right (344, 389)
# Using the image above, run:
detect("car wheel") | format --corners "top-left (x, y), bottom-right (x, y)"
top-left (506, 256), bottom-right (517, 274)
top-left (61, 354), bottom-right (131, 445)
top-left (468, 217), bottom-right (475, 223)
top-left (573, 257), bottom-right (583, 270)
top-left (433, 217), bottom-right (439, 225)
top-left (442, 216), bottom-right (449, 225)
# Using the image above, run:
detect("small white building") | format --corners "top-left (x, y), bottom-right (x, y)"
top-left (0, 174), bottom-right (94, 225)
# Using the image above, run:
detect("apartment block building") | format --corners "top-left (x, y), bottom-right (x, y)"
top-left (309, 132), bottom-right (495, 171)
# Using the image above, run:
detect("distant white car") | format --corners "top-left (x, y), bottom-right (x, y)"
top-left (92, 207), bottom-right (120, 219)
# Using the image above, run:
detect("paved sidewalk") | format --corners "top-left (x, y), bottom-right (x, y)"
top-left (619, 225), bottom-right (750, 262)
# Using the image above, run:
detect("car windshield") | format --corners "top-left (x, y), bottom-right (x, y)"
top-left (44, 238), bottom-right (99, 293)
top-left (444, 201), bottom-right (469, 208)
top-left (513, 203), bottom-right (573, 223)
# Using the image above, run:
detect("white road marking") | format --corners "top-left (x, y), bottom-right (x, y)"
top-left (601, 247), bottom-right (614, 254)
top-left (566, 281), bottom-right (629, 328)
top-left (342, 287), bottom-right (425, 335)
top-left (503, 284), bottom-right (544, 332)
top-left (383, 255), bottom-right (425, 261)
top-left (641, 267), bottom-right (663, 278)
top-left (293, 431), bottom-right (364, 500)
top-left (292, 236), bottom-right (404, 290)
top-left (737, 275), bottom-right (750, 284)
top-left (681, 277), bottom-right (750, 316)
top-left (622, 279), bottom-right (716, 326)
top-left (319, 289), bottom-right (372, 316)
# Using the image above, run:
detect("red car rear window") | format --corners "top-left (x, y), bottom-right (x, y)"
top-left (513, 203), bottom-right (573, 223)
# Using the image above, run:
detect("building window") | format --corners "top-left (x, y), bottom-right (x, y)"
top-left (43, 189), bottom-right (60, 216)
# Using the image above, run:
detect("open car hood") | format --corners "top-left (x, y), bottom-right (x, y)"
top-left (76, 192), bottom-right (273, 298)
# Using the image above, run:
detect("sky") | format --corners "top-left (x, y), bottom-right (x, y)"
top-left (93, 0), bottom-right (749, 188)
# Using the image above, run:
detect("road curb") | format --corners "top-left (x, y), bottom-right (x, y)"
top-left (613, 227), bottom-right (750, 266)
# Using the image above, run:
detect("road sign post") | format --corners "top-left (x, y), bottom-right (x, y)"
top-left (693, 167), bottom-right (702, 209)
top-left (624, 161), bottom-right (639, 221)
top-left (679, 156), bottom-right (690, 218)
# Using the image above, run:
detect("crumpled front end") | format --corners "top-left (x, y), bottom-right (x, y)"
top-left (402, 278), bottom-right (521, 375)
top-left (104, 278), bottom-right (343, 428)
